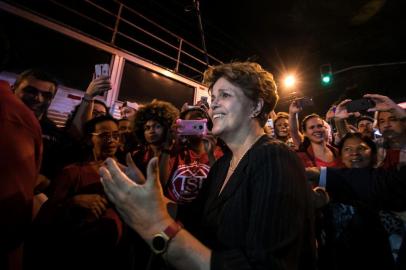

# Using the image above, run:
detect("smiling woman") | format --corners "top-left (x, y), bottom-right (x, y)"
top-left (100, 61), bottom-right (316, 270)
top-left (24, 115), bottom-right (132, 269)
top-left (297, 113), bottom-right (341, 168)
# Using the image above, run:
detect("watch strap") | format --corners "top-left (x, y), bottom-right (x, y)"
top-left (163, 221), bottom-right (183, 239)
top-left (151, 221), bottom-right (183, 254)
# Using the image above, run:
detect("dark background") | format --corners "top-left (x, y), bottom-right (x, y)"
top-left (128, 0), bottom-right (406, 114)
top-left (1, 0), bottom-right (405, 115)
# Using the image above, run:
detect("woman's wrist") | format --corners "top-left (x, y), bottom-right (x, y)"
top-left (83, 93), bottom-right (94, 102)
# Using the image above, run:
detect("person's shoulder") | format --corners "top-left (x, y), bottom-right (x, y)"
top-left (254, 135), bottom-right (294, 154)
top-left (0, 82), bottom-right (41, 135)
top-left (61, 162), bottom-right (82, 172)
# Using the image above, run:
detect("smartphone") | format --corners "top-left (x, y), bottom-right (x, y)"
top-left (346, 98), bottom-right (376, 113)
top-left (176, 119), bottom-right (207, 136)
top-left (95, 64), bottom-right (110, 78)
top-left (295, 97), bottom-right (314, 108)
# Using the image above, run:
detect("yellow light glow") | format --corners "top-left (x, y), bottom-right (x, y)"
top-left (284, 75), bottom-right (296, 88)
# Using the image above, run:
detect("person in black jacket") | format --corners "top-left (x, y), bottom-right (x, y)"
top-left (100, 61), bottom-right (316, 270)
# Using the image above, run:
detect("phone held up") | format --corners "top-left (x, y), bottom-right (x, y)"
top-left (95, 64), bottom-right (110, 78)
top-left (346, 98), bottom-right (376, 113)
top-left (295, 97), bottom-right (314, 108)
top-left (176, 119), bottom-right (208, 136)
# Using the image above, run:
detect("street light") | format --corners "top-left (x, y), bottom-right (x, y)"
top-left (283, 74), bottom-right (296, 89)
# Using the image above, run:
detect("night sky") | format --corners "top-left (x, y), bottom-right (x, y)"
top-left (1, 0), bottom-right (405, 115)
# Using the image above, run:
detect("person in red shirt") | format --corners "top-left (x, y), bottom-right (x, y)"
top-left (25, 115), bottom-right (129, 269)
top-left (131, 100), bottom-right (179, 175)
top-left (162, 106), bottom-right (222, 205)
top-left (0, 80), bottom-right (42, 270)
top-left (296, 114), bottom-right (341, 168)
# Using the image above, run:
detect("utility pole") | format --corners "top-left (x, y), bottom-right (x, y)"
top-left (194, 0), bottom-right (210, 67)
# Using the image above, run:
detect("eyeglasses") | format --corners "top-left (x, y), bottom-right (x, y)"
top-left (22, 85), bottom-right (54, 101)
top-left (93, 109), bottom-right (107, 118)
top-left (91, 131), bottom-right (120, 142)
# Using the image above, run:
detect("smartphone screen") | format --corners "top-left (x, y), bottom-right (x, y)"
top-left (95, 64), bottom-right (110, 78)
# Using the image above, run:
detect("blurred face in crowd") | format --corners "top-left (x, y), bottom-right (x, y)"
top-left (304, 117), bottom-right (326, 144)
top-left (341, 137), bottom-right (373, 168)
top-left (377, 111), bottom-right (405, 139)
top-left (144, 120), bottom-right (165, 145)
top-left (357, 119), bottom-right (374, 138)
top-left (119, 119), bottom-right (133, 134)
top-left (274, 118), bottom-right (289, 138)
top-left (93, 103), bottom-right (107, 118)
top-left (91, 120), bottom-right (119, 160)
top-left (209, 77), bottom-right (255, 141)
top-left (14, 76), bottom-right (56, 119)
top-left (121, 106), bottom-right (137, 120)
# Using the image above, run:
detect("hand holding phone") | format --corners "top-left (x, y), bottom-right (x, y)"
top-left (176, 119), bottom-right (207, 136)
top-left (346, 98), bottom-right (376, 113)
top-left (95, 64), bottom-right (110, 78)
top-left (295, 97), bottom-right (314, 108)
top-left (85, 64), bottom-right (112, 97)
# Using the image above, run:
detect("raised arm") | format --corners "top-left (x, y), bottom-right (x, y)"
top-left (288, 100), bottom-right (304, 148)
top-left (332, 99), bottom-right (355, 139)
top-left (68, 76), bottom-right (111, 139)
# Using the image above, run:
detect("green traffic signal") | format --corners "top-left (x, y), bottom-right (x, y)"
top-left (322, 75), bottom-right (331, 84)
top-left (320, 64), bottom-right (333, 86)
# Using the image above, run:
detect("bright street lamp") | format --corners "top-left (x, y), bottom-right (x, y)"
top-left (283, 75), bottom-right (296, 88)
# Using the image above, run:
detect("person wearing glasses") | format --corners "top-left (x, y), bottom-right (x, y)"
top-left (25, 115), bottom-right (130, 269)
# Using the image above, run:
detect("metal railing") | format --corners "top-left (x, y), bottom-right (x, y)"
top-left (2, 0), bottom-right (223, 80)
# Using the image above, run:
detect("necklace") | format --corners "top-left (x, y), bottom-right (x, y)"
top-left (229, 134), bottom-right (264, 172)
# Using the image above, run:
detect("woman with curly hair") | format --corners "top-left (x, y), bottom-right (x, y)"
top-left (131, 99), bottom-right (179, 175)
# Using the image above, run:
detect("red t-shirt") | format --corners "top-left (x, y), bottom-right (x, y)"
top-left (48, 162), bottom-right (123, 243)
top-left (166, 147), bottom-right (223, 204)
top-left (296, 144), bottom-right (342, 168)
top-left (381, 148), bottom-right (405, 169)
top-left (0, 80), bottom-right (42, 269)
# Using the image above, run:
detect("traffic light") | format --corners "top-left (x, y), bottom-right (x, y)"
top-left (320, 63), bottom-right (333, 86)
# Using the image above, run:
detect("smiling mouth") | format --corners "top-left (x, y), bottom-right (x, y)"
top-left (350, 158), bottom-right (362, 163)
top-left (312, 133), bottom-right (323, 138)
top-left (212, 113), bottom-right (225, 120)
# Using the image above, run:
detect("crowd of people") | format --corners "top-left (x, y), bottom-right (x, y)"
top-left (1, 61), bottom-right (405, 270)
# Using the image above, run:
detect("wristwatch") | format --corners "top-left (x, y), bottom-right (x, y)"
top-left (151, 221), bottom-right (183, 254)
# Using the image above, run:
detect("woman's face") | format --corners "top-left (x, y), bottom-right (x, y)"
top-left (92, 103), bottom-right (107, 118)
top-left (275, 118), bottom-right (289, 138)
top-left (341, 137), bottom-right (373, 168)
top-left (304, 117), bottom-right (325, 144)
top-left (91, 120), bottom-right (119, 160)
top-left (209, 77), bottom-right (255, 140)
top-left (144, 120), bottom-right (165, 145)
top-left (119, 119), bottom-right (133, 134)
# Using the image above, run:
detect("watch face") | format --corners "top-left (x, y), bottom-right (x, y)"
top-left (152, 235), bottom-right (167, 253)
